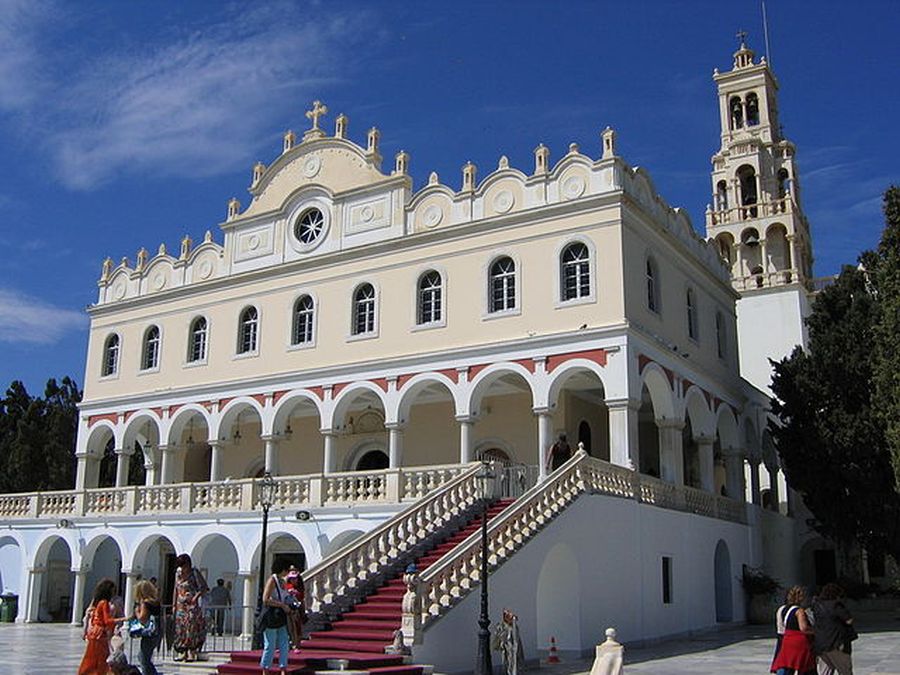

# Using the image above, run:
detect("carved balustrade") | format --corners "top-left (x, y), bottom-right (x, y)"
top-left (0, 463), bottom-right (467, 520)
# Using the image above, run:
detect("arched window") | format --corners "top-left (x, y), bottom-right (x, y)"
top-left (142, 325), bottom-right (160, 370)
top-left (578, 420), bottom-right (592, 455)
top-left (686, 289), bottom-right (698, 341)
top-left (188, 316), bottom-right (207, 363)
top-left (729, 96), bottom-right (743, 129)
top-left (417, 271), bottom-right (443, 325)
top-left (716, 311), bottom-right (727, 359)
top-left (489, 256), bottom-right (516, 313)
top-left (102, 334), bottom-right (120, 376)
top-left (715, 180), bottom-right (728, 211)
top-left (737, 165), bottom-right (758, 218)
top-left (561, 242), bottom-right (590, 301)
top-left (746, 93), bottom-right (760, 126)
top-left (646, 257), bottom-right (660, 313)
top-left (292, 295), bottom-right (315, 345)
top-left (353, 283), bottom-right (376, 335)
top-left (238, 306), bottom-right (259, 354)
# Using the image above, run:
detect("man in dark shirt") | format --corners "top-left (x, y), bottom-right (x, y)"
top-left (813, 583), bottom-right (855, 675)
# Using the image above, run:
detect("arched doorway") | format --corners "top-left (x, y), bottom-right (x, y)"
top-left (0, 536), bottom-right (23, 619)
top-left (356, 449), bottom-right (389, 471)
top-left (714, 540), bottom-right (733, 622)
top-left (81, 536), bottom-right (123, 620)
top-left (33, 536), bottom-right (74, 622)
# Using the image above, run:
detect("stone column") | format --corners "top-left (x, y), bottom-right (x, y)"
top-left (696, 435), bottom-right (716, 493)
top-left (262, 436), bottom-right (279, 476)
top-left (25, 568), bottom-right (44, 623)
top-left (143, 446), bottom-right (158, 486)
top-left (386, 423), bottom-right (405, 468)
top-left (723, 447), bottom-right (745, 500)
top-left (765, 463), bottom-right (780, 511)
top-left (535, 409), bottom-right (553, 481)
top-left (75, 453), bottom-right (91, 489)
top-left (158, 445), bottom-right (173, 484)
top-left (70, 570), bottom-right (88, 625)
top-left (322, 432), bottom-right (336, 474)
top-left (748, 458), bottom-right (762, 505)
top-left (209, 440), bottom-right (224, 482)
top-left (114, 447), bottom-right (130, 487)
top-left (607, 399), bottom-right (640, 470)
top-left (657, 419), bottom-right (685, 485)
top-left (457, 416), bottom-right (474, 464)
top-left (787, 234), bottom-right (800, 278)
top-left (123, 572), bottom-right (139, 615)
top-left (240, 572), bottom-right (255, 638)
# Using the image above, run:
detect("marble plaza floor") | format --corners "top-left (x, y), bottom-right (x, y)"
top-left (0, 613), bottom-right (898, 674)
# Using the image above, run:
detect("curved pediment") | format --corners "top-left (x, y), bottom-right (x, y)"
top-left (242, 138), bottom-right (389, 219)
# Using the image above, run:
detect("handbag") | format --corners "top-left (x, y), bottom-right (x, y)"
top-left (254, 575), bottom-right (288, 631)
top-left (128, 615), bottom-right (158, 638)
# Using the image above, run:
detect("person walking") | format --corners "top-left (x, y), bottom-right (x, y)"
top-left (132, 580), bottom-right (162, 675)
top-left (172, 553), bottom-right (208, 662)
top-left (208, 578), bottom-right (232, 636)
top-left (284, 566), bottom-right (305, 649)
top-left (813, 583), bottom-right (856, 675)
top-left (78, 578), bottom-right (128, 675)
top-left (546, 433), bottom-right (572, 472)
top-left (770, 585), bottom-right (816, 675)
top-left (260, 559), bottom-right (292, 675)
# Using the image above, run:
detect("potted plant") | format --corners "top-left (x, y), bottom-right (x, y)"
top-left (742, 566), bottom-right (781, 624)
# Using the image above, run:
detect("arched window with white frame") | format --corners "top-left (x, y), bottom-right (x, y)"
top-left (417, 271), bottom-right (443, 325)
top-left (102, 334), bottom-right (120, 376)
top-left (646, 256), bottom-right (660, 313)
top-left (292, 295), bottom-right (315, 345)
top-left (188, 316), bottom-right (207, 363)
top-left (238, 306), bottom-right (259, 354)
top-left (489, 256), bottom-right (516, 313)
top-left (353, 283), bottom-right (376, 335)
top-left (142, 325), bottom-right (160, 370)
top-left (686, 288), bottom-right (699, 341)
top-left (560, 242), bottom-right (591, 301)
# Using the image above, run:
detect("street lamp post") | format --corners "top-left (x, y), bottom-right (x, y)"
top-left (252, 471), bottom-right (278, 650)
top-left (474, 460), bottom-right (496, 675)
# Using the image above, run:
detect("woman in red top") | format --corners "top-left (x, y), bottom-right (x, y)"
top-left (78, 578), bottom-right (128, 675)
top-left (770, 585), bottom-right (816, 675)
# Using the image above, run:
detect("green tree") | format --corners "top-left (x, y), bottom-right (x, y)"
top-left (871, 187), bottom-right (900, 489)
top-left (770, 187), bottom-right (900, 562)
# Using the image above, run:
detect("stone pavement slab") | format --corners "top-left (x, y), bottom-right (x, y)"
top-left (1, 615), bottom-right (899, 675)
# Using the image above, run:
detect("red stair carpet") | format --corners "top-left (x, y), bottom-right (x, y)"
top-left (218, 499), bottom-right (514, 674)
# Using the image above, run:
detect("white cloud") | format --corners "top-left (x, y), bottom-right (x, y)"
top-left (0, 0), bottom-right (52, 111)
top-left (1, 2), bottom-right (374, 189)
top-left (0, 288), bottom-right (87, 344)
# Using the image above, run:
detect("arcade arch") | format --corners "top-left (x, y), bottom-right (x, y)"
top-left (272, 391), bottom-right (324, 477)
top-left (396, 375), bottom-right (459, 467)
top-left (331, 385), bottom-right (388, 471)
top-left (546, 364), bottom-right (609, 461)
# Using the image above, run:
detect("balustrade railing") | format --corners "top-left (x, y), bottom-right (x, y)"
top-left (708, 195), bottom-right (793, 225)
top-left (0, 463), bottom-right (467, 520)
top-left (302, 462), bottom-right (483, 615)
top-left (402, 451), bottom-right (747, 642)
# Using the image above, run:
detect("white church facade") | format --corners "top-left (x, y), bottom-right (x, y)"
top-left (0, 40), bottom-right (813, 669)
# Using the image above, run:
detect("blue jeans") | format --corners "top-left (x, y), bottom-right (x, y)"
top-left (261, 625), bottom-right (290, 669)
top-left (139, 635), bottom-right (160, 675)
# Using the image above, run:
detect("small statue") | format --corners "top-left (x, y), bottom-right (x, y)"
top-left (384, 628), bottom-right (411, 655)
top-left (491, 608), bottom-right (524, 675)
top-left (589, 627), bottom-right (624, 675)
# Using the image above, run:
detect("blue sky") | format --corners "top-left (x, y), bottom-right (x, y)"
top-left (0, 0), bottom-right (897, 394)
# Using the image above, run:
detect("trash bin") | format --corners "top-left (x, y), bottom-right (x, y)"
top-left (0, 594), bottom-right (18, 622)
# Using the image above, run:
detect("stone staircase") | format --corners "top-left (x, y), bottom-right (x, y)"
top-left (217, 462), bottom-right (511, 674)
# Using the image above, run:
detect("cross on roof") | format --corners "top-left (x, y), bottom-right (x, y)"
top-left (305, 100), bottom-right (328, 131)
top-left (736, 29), bottom-right (748, 46)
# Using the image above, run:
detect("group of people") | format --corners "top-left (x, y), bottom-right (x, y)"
top-left (771, 583), bottom-right (857, 675)
top-left (77, 551), bottom-right (302, 675)
top-left (78, 578), bottom-right (160, 675)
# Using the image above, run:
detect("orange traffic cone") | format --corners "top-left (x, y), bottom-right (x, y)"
top-left (547, 635), bottom-right (561, 664)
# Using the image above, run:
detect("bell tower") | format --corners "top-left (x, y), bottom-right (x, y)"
top-left (705, 35), bottom-right (814, 394)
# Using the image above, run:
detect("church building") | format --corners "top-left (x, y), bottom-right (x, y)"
top-left (0, 39), bottom-right (816, 671)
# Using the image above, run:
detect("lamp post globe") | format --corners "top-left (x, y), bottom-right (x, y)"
top-left (252, 471), bottom-right (278, 650)
top-left (474, 460), bottom-right (496, 675)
